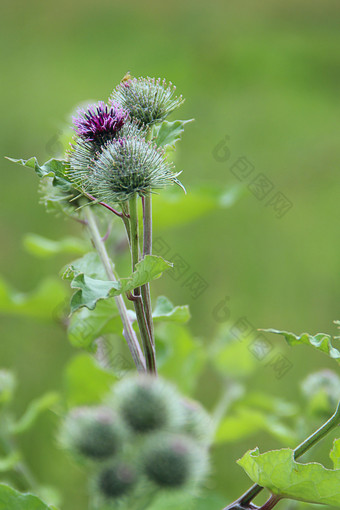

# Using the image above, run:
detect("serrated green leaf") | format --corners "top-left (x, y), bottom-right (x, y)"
top-left (0, 483), bottom-right (57, 510)
top-left (264, 329), bottom-right (340, 363)
top-left (238, 447), bottom-right (340, 506)
top-left (66, 255), bottom-right (172, 313)
top-left (62, 252), bottom-right (108, 280)
top-left (153, 119), bottom-right (193, 149)
top-left (67, 298), bottom-right (122, 351)
top-left (0, 276), bottom-right (67, 321)
top-left (330, 439), bottom-right (340, 469)
top-left (23, 234), bottom-right (89, 258)
top-left (7, 157), bottom-right (72, 192)
top-left (64, 354), bottom-right (116, 407)
top-left (153, 296), bottom-right (190, 323)
top-left (215, 407), bottom-right (296, 445)
top-left (11, 392), bottom-right (59, 435)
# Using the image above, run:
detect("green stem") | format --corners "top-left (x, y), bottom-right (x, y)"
top-left (129, 194), bottom-right (157, 374)
top-left (0, 423), bottom-right (37, 491)
top-left (141, 194), bottom-right (155, 345)
top-left (84, 206), bottom-right (146, 372)
top-left (226, 401), bottom-right (340, 509)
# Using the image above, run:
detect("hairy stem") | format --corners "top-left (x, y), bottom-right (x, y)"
top-left (128, 194), bottom-right (157, 374)
top-left (141, 194), bottom-right (155, 345)
top-left (260, 495), bottom-right (281, 510)
top-left (225, 400), bottom-right (340, 509)
top-left (84, 206), bottom-right (146, 371)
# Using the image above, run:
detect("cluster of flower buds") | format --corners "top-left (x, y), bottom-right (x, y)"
top-left (60, 375), bottom-right (211, 504)
top-left (66, 75), bottom-right (185, 204)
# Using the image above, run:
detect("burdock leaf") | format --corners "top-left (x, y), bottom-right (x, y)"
top-left (6, 157), bottom-right (72, 192)
top-left (66, 255), bottom-right (172, 313)
top-left (64, 354), bottom-right (116, 407)
top-left (11, 393), bottom-right (59, 435)
top-left (263, 329), bottom-right (340, 363)
top-left (330, 439), bottom-right (340, 469)
top-left (153, 296), bottom-right (190, 323)
top-left (67, 298), bottom-right (122, 351)
top-left (154, 119), bottom-right (193, 149)
top-left (0, 276), bottom-right (67, 321)
top-left (0, 483), bottom-right (57, 509)
top-left (238, 447), bottom-right (340, 506)
top-left (23, 234), bottom-right (89, 258)
top-left (216, 407), bottom-right (296, 445)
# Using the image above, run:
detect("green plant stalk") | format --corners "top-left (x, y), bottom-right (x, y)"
top-left (226, 400), bottom-right (340, 509)
top-left (84, 206), bottom-right (146, 372)
top-left (129, 194), bottom-right (157, 374)
top-left (140, 126), bottom-right (155, 344)
top-left (141, 194), bottom-right (154, 344)
top-left (0, 419), bottom-right (37, 491)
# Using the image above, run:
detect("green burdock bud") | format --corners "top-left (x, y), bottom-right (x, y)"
top-left (84, 137), bottom-right (183, 203)
top-left (110, 76), bottom-right (185, 125)
top-left (180, 398), bottom-right (212, 445)
top-left (114, 375), bottom-right (182, 434)
top-left (142, 434), bottom-right (208, 489)
top-left (96, 461), bottom-right (137, 499)
top-left (60, 406), bottom-right (123, 460)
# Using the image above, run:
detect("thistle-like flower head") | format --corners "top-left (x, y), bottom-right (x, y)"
top-left (110, 76), bottom-right (185, 125)
top-left (67, 118), bottom-right (146, 191)
top-left (72, 101), bottom-right (128, 148)
top-left (84, 137), bottom-right (183, 203)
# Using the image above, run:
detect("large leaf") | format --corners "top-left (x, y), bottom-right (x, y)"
top-left (7, 157), bottom-right (72, 192)
top-left (264, 329), bottom-right (340, 363)
top-left (153, 296), bottom-right (190, 323)
top-left (0, 484), bottom-right (57, 510)
top-left (153, 184), bottom-right (245, 230)
top-left (157, 323), bottom-right (204, 393)
top-left (65, 255), bottom-right (172, 313)
top-left (215, 407), bottom-right (296, 445)
top-left (63, 354), bottom-right (116, 407)
top-left (23, 234), bottom-right (88, 258)
top-left (0, 276), bottom-right (67, 321)
top-left (153, 119), bottom-right (193, 149)
top-left (11, 392), bottom-right (59, 435)
top-left (238, 447), bottom-right (340, 506)
top-left (330, 439), bottom-right (340, 469)
top-left (67, 298), bottom-right (122, 351)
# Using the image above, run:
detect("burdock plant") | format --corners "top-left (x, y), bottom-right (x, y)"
top-left (6, 73), bottom-right (340, 510)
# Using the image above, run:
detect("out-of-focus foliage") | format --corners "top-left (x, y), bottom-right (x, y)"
top-left (1, 1), bottom-right (340, 509)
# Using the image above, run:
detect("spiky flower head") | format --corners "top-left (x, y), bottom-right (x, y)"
top-left (81, 137), bottom-right (183, 203)
top-left (67, 118), bottom-right (147, 191)
top-left (110, 76), bottom-right (185, 125)
top-left (96, 461), bottom-right (137, 499)
top-left (142, 433), bottom-right (208, 488)
top-left (60, 406), bottom-right (124, 460)
top-left (113, 374), bottom-right (183, 434)
top-left (72, 101), bottom-right (128, 149)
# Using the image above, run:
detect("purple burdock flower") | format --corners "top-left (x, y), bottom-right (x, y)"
top-left (72, 101), bottom-right (128, 148)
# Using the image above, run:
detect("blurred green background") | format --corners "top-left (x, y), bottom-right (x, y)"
top-left (1, 0), bottom-right (339, 508)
